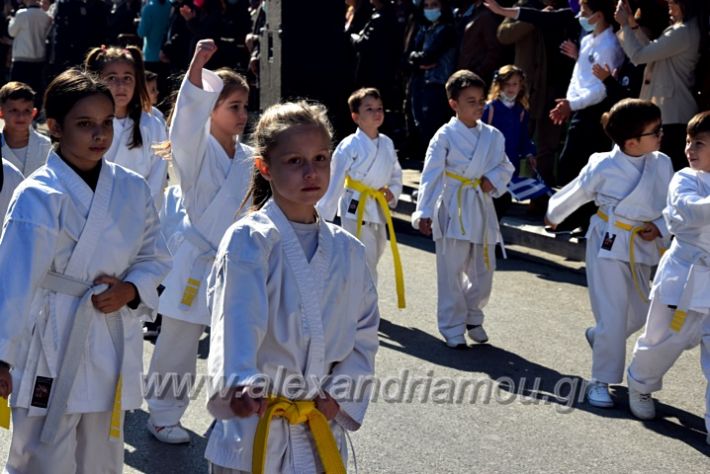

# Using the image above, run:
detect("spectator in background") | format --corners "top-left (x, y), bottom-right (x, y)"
top-left (351, 0), bottom-right (402, 109)
top-left (48, 0), bottom-right (109, 76)
top-left (487, 0), bottom-right (577, 187)
top-left (138, 0), bottom-right (172, 102)
top-left (7, 0), bottom-right (52, 107)
top-left (179, 0), bottom-right (225, 67)
top-left (108, 0), bottom-right (141, 43)
top-left (212, 0), bottom-right (251, 71)
top-left (161, 0), bottom-right (193, 76)
top-left (406, 0), bottom-right (456, 159)
top-left (0, 1), bottom-right (13, 84)
top-left (457, 0), bottom-right (502, 84)
top-left (346, 0), bottom-right (373, 34)
top-left (616, 0), bottom-right (701, 171)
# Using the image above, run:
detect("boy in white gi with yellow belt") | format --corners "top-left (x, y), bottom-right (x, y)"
top-left (546, 99), bottom-right (674, 408)
top-left (412, 70), bottom-right (514, 349)
top-left (626, 111), bottom-right (710, 446)
top-left (317, 87), bottom-right (404, 307)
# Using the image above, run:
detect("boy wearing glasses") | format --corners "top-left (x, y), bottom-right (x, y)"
top-left (412, 70), bottom-right (514, 349)
top-left (545, 98), bottom-right (673, 408)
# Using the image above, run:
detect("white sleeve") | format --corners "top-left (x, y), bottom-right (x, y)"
top-left (0, 190), bottom-right (57, 366)
top-left (7, 13), bottom-right (21, 37)
top-left (665, 173), bottom-right (710, 230)
top-left (169, 70), bottom-right (223, 195)
top-left (316, 139), bottom-right (352, 221)
top-left (123, 183), bottom-right (172, 312)
top-left (206, 230), bottom-right (270, 420)
top-left (387, 152), bottom-right (403, 208)
top-left (546, 164), bottom-right (597, 225)
top-left (482, 132), bottom-right (514, 197)
top-left (145, 118), bottom-right (169, 207)
top-left (411, 130), bottom-right (448, 228)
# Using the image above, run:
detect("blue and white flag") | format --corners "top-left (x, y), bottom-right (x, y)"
top-left (507, 175), bottom-right (552, 201)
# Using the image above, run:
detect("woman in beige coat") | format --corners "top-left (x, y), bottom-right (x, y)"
top-left (616, 0), bottom-right (701, 170)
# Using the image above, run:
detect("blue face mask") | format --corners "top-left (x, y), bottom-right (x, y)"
top-left (424, 7), bottom-right (442, 23)
top-left (578, 15), bottom-right (595, 32)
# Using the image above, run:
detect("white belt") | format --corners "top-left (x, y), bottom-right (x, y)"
top-left (38, 271), bottom-right (123, 443)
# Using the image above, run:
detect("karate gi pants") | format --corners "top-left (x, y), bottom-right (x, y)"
top-left (627, 298), bottom-right (710, 432)
top-left (585, 229), bottom-right (650, 384)
top-left (435, 238), bottom-right (494, 340)
top-left (209, 464), bottom-right (248, 474)
top-left (342, 218), bottom-right (386, 285)
top-left (5, 408), bottom-right (123, 474)
top-left (146, 316), bottom-right (206, 426)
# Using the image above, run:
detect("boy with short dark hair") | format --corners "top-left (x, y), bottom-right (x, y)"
top-left (317, 87), bottom-right (404, 306)
top-left (0, 81), bottom-right (51, 176)
top-left (545, 98), bottom-right (674, 408)
top-left (412, 69), bottom-right (514, 348)
top-left (626, 111), bottom-right (710, 446)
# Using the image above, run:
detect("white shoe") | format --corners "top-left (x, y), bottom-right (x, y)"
top-left (584, 327), bottom-right (594, 349)
top-left (147, 420), bottom-right (191, 444)
top-left (628, 387), bottom-right (655, 420)
top-left (467, 325), bottom-right (489, 344)
top-left (586, 381), bottom-right (614, 408)
top-left (445, 335), bottom-right (467, 349)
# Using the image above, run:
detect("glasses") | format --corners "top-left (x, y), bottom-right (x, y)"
top-left (638, 125), bottom-right (663, 138)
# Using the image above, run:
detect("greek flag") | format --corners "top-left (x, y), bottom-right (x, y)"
top-left (507, 175), bottom-right (552, 201)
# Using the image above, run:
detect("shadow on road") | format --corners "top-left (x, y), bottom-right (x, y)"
top-left (123, 409), bottom-right (209, 474)
top-left (378, 317), bottom-right (709, 454)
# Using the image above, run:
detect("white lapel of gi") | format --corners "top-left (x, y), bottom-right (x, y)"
top-left (462, 122), bottom-right (493, 179)
top-left (26, 130), bottom-right (48, 176)
top-left (264, 200), bottom-right (330, 382)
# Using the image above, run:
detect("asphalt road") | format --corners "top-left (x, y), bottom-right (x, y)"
top-left (1, 232), bottom-right (708, 472)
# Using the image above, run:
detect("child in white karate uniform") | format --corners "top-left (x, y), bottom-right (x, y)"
top-left (0, 159), bottom-right (23, 219)
top-left (205, 101), bottom-right (380, 473)
top-left (0, 69), bottom-right (170, 474)
top-left (317, 87), bottom-right (404, 306)
top-left (412, 70), bottom-right (514, 348)
top-left (626, 111), bottom-right (710, 446)
top-left (145, 39), bottom-right (255, 444)
top-left (0, 82), bottom-right (51, 177)
top-left (84, 45), bottom-right (168, 209)
top-left (546, 99), bottom-right (674, 408)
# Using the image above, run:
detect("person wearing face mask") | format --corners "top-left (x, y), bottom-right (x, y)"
top-left (406, 0), bottom-right (457, 160)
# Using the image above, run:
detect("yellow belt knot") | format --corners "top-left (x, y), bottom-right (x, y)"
top-left (252, 396), bottom-right (346, 474)
top-left (596, 210), bottom-right (661, 302)
top-left (445, 171), bottom-right (491, 271)
top-left (344, 176), bottom-right (406, 308)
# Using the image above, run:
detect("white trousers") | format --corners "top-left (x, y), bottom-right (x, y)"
top-left (5, 409), bottom-right (123, 474)
top-left (146, 315), bottom-right (206, 426)
top-left (435, 238), bottom-right (494, 340)
top-left (585, 229), bottom-right (651, 384)
top-left (341, 219), bottom-right (386, 285)
top-left (209, 463), bottom-right (248, 474)
top-left (628, 298), bottom-right (710, 431)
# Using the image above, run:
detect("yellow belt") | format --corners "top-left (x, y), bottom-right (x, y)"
top-left (596, 210), bottom-right (651, 301)
top-left (0, 396), bottom-right (9, 429)
top-left (252, 396), bottom-right (346, 474)
top-left (344, 176), bottom-right (405, 308)
top-left (445, 171), bottom-right (491, 271)
top-left (109, 376), bottom-right (122, 440)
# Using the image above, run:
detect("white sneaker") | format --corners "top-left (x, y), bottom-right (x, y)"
top-left (584, 327), bottom-right (594, 349)
top-left (586, 381), bottom-right (614, 408)
top-left (147, 420), bottom-right (191, 444)
top-left (445, 335), bottom-right (467, 349)
top-left (628, 387), bottom-right (655, 420)
top-left (467, 325), bottom-right (489, 344)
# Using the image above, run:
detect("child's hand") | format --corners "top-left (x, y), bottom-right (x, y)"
top-left (480, 177), bottom-right (494, 194)
top-left (418, 218), bottom-right (432, 236)
top-left (379, 187), bottom-right (395, 203)
top-left (549, 99), bottom-right (571, 125)
top-left (592, 63), bottom-right (613, 81)
top-left (638, 223), bottom-right (660, 241)
top-left (91, 276), bottom-right (137, 314)
top-left (544, 216), bottom-right (557, 230)
top-left (315, 391), bottom-right (340, 421)
top-left (559, 40), bottom-right (578, 60)
top-left (229, 387), bottom-right (266, 418)
top-left (192, 39), bottom-right (217, 68)
top-left (0, 363), bottom-right (11, 398)
top-left (527, 155), bottom-right (538, 171)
